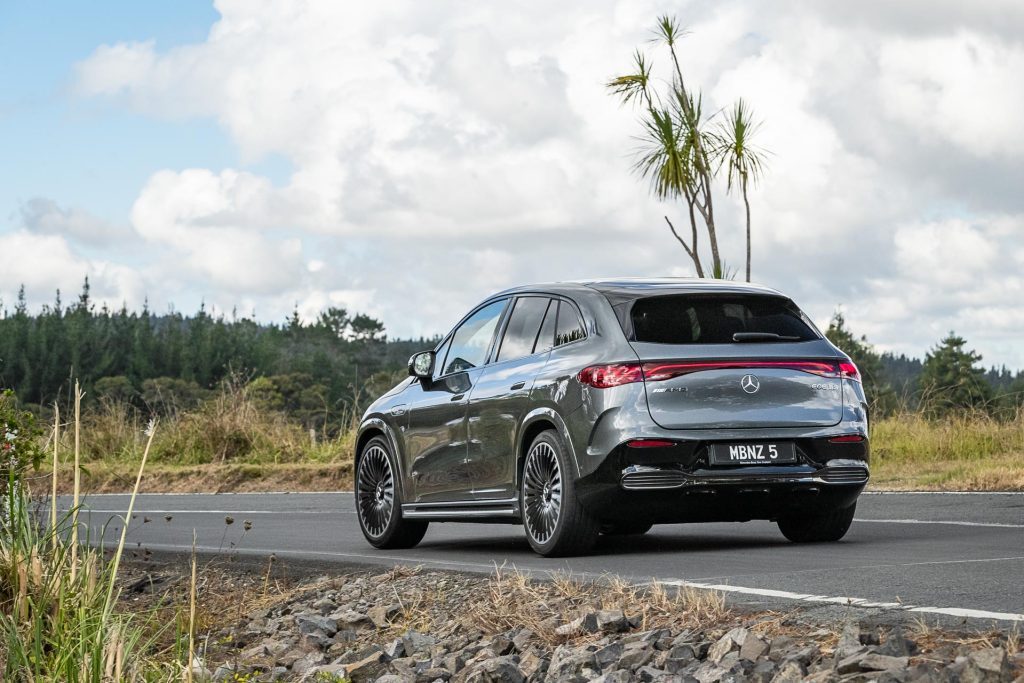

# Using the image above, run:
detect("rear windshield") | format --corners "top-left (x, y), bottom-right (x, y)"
top-left (629, 295), bottom-right (818, 344)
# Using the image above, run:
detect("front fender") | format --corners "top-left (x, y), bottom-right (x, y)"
top-left (355, 417), bottom-right (410, 499)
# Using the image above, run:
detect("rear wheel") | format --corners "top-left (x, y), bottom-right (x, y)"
top-left (778, 503), bottom-right (856, 543)
top-left (521, 430), bottom-right (599, 557)
top-left (356, 437), bottom-right (428, 549)
top-left (600, 522), bottom-right (653, 536)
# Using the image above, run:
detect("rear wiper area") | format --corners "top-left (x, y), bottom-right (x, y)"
top-left (732, 332), bottom-right (802, 342)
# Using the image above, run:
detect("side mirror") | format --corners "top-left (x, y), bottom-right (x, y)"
top-left (408, 351), bottom-right (435, 379)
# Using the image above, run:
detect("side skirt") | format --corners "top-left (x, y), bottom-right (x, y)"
top-left (402, 498), bottom-right (520, 522)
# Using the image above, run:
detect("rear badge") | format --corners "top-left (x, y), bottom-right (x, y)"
top-left (740, 374), bottom-right (760, 394)
top-left (652, 386), bottom-right (687, 393)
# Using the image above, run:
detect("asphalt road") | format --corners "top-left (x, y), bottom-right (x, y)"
top-left (60, 491), bottom-right (1024, 625)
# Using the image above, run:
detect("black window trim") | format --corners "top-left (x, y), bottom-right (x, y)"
top-left (432, 297), bottom-right (512, 379)
top-left (552, 296), bottom-right (588, 349)
top-left (492, 295), bottom-right (556, 366)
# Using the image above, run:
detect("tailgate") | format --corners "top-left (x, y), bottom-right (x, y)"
top-left (632, 341), bottom-right (844, 430)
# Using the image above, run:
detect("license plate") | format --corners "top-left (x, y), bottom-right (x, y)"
top-left (709, 442), bottom-right (797, 466)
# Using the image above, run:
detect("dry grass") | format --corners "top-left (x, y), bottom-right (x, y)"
top-left (871, 410), bottom-right (1024, 490)
top-left (468, 567), bottom-right (730, 646)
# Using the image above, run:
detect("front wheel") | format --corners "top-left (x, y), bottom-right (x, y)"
top-left (521, 430), bottom-right (599, 557)
top-left (356, 437), bottom-right (428, 549)
top-left (778, 503), bottom-right (856, 543)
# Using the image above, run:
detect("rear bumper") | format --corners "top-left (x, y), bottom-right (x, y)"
top-left (575, 436), bottom-right (869, 524)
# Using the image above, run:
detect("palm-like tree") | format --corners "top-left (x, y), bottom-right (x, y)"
top-left (713, 99), bottom-right (767, 282)
top-left (608, 16), bottom-right (768, 281)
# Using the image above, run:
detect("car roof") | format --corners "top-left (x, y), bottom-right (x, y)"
top-left (493, 277), bottom-right (785, 299)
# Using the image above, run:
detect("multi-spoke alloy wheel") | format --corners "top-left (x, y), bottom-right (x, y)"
top-left (523, 440), bottom-right (563, 544)
top-left (357, 444), bottom-right (394, 538)
top-left (355, 437), bottom-right (428, 549)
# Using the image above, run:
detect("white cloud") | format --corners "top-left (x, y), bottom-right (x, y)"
top-left (19, 198), bottom-right (129, 244)
top-left (32, 0), bottom-right (1022, 367)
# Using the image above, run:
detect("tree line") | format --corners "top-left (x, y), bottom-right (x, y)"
top-left (825, 313), bottom-right (1023, 416)
top-left (0, 280), bottom-right (430, 430)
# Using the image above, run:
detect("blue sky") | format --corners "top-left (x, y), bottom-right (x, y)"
top-left (1, 1), bottom-right (1022, 367)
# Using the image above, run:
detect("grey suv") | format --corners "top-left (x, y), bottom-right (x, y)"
top-left (355, 279), bottom-right (869, 557)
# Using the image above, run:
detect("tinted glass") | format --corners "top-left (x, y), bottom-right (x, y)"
top-left (555, 301), bottom-right (586, 347)
top-left (630, 295), bottom-right (817, 344)
top-left (440, 300), bottom-right (506, 374)
top-left (497, 297), bottom-right (550, 362)
top-left (534, 300), bottom-right (556, 354)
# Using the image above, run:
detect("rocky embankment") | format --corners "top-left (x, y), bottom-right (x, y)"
top-left (175, 566), bottom-right (1021, 683)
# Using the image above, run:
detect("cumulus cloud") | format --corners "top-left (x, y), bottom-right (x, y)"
top-left (20, 198), bottom-right (129, 244)
top-left (41, 0), bottom-right (1024, 366)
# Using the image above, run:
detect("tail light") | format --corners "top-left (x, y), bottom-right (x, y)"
top-left (578, 363), bottom-right (643, 388)
top-left (579, 359), bottom-right (861, 388)
top-left (839, 361), bottom-right (860, 382)
top-left (829, 434), bottom-right (865, 443)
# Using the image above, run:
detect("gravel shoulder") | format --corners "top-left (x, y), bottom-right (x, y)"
top-left (123, 554), bottom-right (1023, 683)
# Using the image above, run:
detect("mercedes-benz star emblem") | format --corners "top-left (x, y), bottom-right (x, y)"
top-left (740, 374), bottom-right (760, 394)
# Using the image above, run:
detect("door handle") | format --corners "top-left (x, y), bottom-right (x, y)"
top-left (450, 394), bottom-right (465, 401)
top-left (510, 381), bottom-right (526, 390)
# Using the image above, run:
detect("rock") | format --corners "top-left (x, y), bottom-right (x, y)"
top-left (739, 635), bottom-right (768, 662)
top-left (403, 630), bottom-right (437, 656)
top-left (708, 628), bottom-right (748, 664)
top-left (518, 650), bottom-right (545, 679)
top-left (619, 642), bottom-right (654, 670)
top-left (692, 660), bottom-right (729, 683)
top-left (367, 603), bottom-right (401, 628)
top-left (878, 627), bottom-right (920, 658)
top-left (342, 650), bottom-right (387, 682)
top-left (836, 651), bottom-right (908, 674)
top-left (962, 648), bottom-right (1009, 683)
top-left (299, 663), bottom-right (347, 681)
top-left (295, 613), bottom-right (339, 637)
top-left (555, 612), bottom-right (599, 636)
top-left (748, 659), bottom-right (777, 683)
top-left (769, 660), bottom-right (806, 683)
top-left (637, 665), bottom-right (673, 681)
top-left (312, 596), bottom-right (336, 615)
top-left (546, 644), bottom-right (600, 682)
top-left (489, 634), bottom-right (515, 656)
top-left (511, 629), bottom-right (535, 653)
top-left (291, 651), bottom-right (326, 676)
top-left (595, 643), bottom-right (625, 669)
top-left (836, 621), bottom-right (863, 660)
top-left (419, 666), bottom-right (454, 682)
top-left (212, 663), bottom-right (236, 681)
top-left (766, 636), bottom-right (794, 661)
top-left (330, 609), bottom-right (373, 630)
top-left (384, 638), bottom-right (406, 660)
top-left (376, 676), bottom-right (407, 683)
top-left (462, 655), bottom-right (525, 683)
top-left (596, 610), bottom-right (631, 634)
top-left (592, 671), bottom-right (632, 683)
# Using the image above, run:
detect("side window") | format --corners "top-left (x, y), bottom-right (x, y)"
top-left (555, 300), bottom-right (586, 347)
top-left (534, 300), bottom-right (556, 354)
top-left (440, 299), bottom-right (507, 375)
top-left (496, 297), bottom-right (550, 362)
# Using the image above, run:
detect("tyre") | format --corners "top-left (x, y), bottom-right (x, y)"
top-left (600, 521), bottom-right (653, 536)
top-left (520, 430), bottom-right (599, 557)
top-left (778, 503), bottom-right (856, 543)
top-left (355, 436), bottom-right (428, 549)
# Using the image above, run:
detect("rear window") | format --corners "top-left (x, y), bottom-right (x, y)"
top-left (630, 295), bottom-right (818, 344)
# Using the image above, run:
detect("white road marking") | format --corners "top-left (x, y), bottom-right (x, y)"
top-left (655, 580), bottom-right (1024, 623)
top-left (63, 509), bottom-right (1022, 529)
top-left (855, 518), bottom-right (1024, 529)
top-left (123, 541), bottom-right (1024, 624)
top-left (862, 491), bottom-right (1024, 496)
